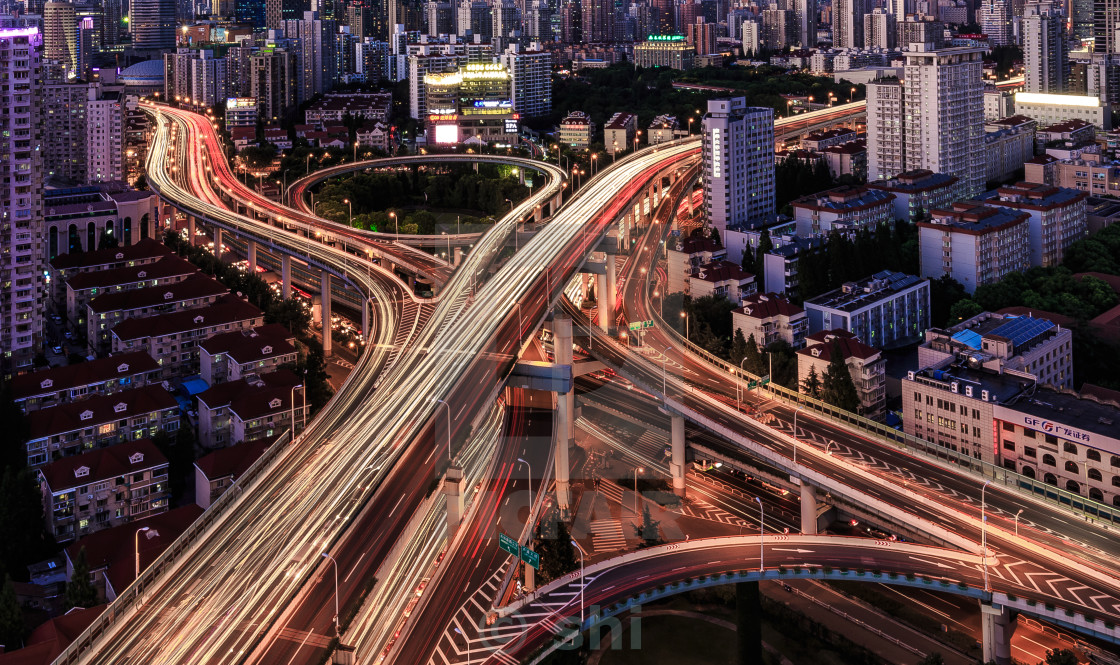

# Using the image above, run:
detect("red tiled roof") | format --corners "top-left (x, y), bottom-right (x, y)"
top-left (111, 295), bottom-right (263, 341)
top-left (1026, 154), bottom-right (1057, 165)
top-left (28, 387), bottom-right (178, 440)
top-left (87, 273), bottom-right (227, 314)
top-left (64, 505), bottom-right (203, 598)
top-left (38, 438), bottom-right (168, 492)
top-left (10, 351), bottom-right (161, 401)
top-left (196, 369), bottom-right (300, 411)
top-left (737, 292), bottom-right (804, 319)
top-left (1039, 119), bottom-right (1093, 134)
top-left (0, 606), bottom-right (108, 664)
top-left (65, 255), bottom-right (198, 291)
top-left (48, 238), bottom-right (169, 271)
top-left (806, 328), bottom-right (855, 343)
top-left (199, 324), bottom-right (297, 365)
top-left (692, 260), bottom-right (753, 283)
top-left (798, 332), bottom-right (879, 360)
top-left (194, 437), bottom-right (274, 481)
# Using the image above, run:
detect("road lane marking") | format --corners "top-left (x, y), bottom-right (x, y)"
top-left (387, 493), bottom-right (405, 518)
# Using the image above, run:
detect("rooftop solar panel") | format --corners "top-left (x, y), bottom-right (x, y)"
top-left (951, 329), bottom-right (983, 349)
top-left (990, 316), bottom-right (1054, 348)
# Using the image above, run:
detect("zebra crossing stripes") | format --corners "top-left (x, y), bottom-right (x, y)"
top-left (589, 519), bottom-right (628, 552)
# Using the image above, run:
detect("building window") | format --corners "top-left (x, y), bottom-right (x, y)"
top-left (1065, 461), bottom-right (1079, 474)
top-left (1088, 468), bottom-right (1102, 482)
top-left (1087, 450), bottom-right (1101, 462)
top-left (1002, 441), bottom-right (1014, 451)
top-left (1063, 442), bottom-right (1077, 455)
top-left (1002, 422), bottom-right (1014, 431)
top-left (1042, 454), bottom-right (1056, 466)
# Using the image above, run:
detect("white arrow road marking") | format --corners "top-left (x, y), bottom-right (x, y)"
top-left (773, 548), bottom-right (815, 554)
top-left (908, 556), bottom-right (956, 570)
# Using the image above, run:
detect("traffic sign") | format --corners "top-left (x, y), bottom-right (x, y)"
top-left (629, 321), bottom-right (642, 331)
top-left (642, 320), bottom-right (654, 329)
top-left (520, 547), bottom-right (540, 570)
top-left (499, 533), bottom-right (520, 558)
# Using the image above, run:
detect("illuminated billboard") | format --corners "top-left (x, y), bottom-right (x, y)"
top-left (433, 124), bottom-right (459, 144)
top-left (226, 97), bottom-right (257, 109)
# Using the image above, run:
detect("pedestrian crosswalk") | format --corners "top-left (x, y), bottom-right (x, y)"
top-left (589, 519), bottom-right (628, 552)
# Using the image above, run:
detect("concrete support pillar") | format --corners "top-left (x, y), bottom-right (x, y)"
top-left (518, 168), bottom-right (525, 185)
top-left (246, 239), bottom-right (257, 274)
top-left (671, 414), bottom-right (685, 497)
top-left (523, 561), bottom-right (535, 592)
top-left (362, 298), bottom-right (370, 341)
top-left (800, 483), bottom-right (818, 535)
top-left (444, 465), bottom-right (464, 536)
top-left (981, 602), bottom-right (1014, 665)
top-left (596, 272), bottom-right (611, 333)
top-left (213, 227), bottom-right (223, 260)
top-left (187, 216), bottom-right (196, 246)
top-left (453, 246), bottom-right (463, 266)
top-left (321, 271), bottom-right (332, 356)
top-left (604, 256), bottom-right (617, 330)
top-left (554, 316), bottom-right (573, 515)
top-left (281, 255), bottom-right (292, 300)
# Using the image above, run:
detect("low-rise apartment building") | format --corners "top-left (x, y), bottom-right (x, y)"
top-left (667, 233), bottom-right (726, 297)
top-left (973, 182), bottom-right (1089, 268)
top-left (1024, 152), bottom-right (1120, 196)
top-left (37, 438), bottom-right (170, 543)
top-left (803, 271), bottom-right (930, 349)
top-left (604, 112), bottom-right (637, 154)
top-left (110, 295), bottom-right (265, 377)
top-left (558, 111), bottom-right (595, 150)
top-left (199, 324), bottom-right (299, 385)
top-left (867, 170), bottom-right (959, 223)
top-left (193, 438), bottom-right (274, 509)
top-left (733, 292), bottom-right (808, 349)
top-left (797, 330), bottom-right (887, 417)
top-left (917, 202), bottom-right (1031, 293)
top-left (64, 255), bottom-right (198, 331)
top-left (46, 238), bottom-right (171, 316)
top-left (24, 386), bottom-right (180, 467)
top-left (689, 260), bottom-right (757, 305)
top-left (196, 371), bottom-right (304, 448)
top-left (87, 273), bottom-right (229, 356)
top-left (11, 351), bottom-right (162, 413)
top-left (791, 185), bottom-right (895, 237)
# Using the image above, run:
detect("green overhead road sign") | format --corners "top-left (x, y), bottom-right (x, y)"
top-left (499, 533), bottom-right (519, 558)
top-left (629, 322), bottom-right (642, 331)
top-left (643, 320), bottom-right (654, 329)
top-left (521, 547), bottom-right (540, 570)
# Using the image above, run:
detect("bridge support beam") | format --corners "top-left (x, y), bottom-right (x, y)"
top-left (671, 414), bottom-right (685, 497)
top-left (321, 271), bottom-right (332, 356)
top-left (246, 239), bottom-right (257, 274)
top-left (553, 315), bottom-right (573, 515)
top-left (800, 482), bottom-right (818, 535)
top-left (981, 602), bottom-right (1015, 665)
top-left (187, 216), bottom-right (196, 246)
top-left (213, 227), bottom-right (223, 260)
top-left (281, 255), bottom-right (292, 300)
top-left (444, 465), bottom-right (464, 535)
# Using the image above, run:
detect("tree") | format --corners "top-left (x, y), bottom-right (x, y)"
top-left (947, 298), bottom-right (983, 324)
top-left (801, 365), bottom-right (822, 398)
top-left (820, 340), bottom-right (861, 413)
top-left (0, 467), bottom-right (54, 580)
top-left (65, 548), bottom-right (99, 609)
top-left (0, 382), bottom-right (30, 470)
top-left (742, 333), bottom-right (766, 375)
top-left (0, 575), bottom-right (23, 650)
top-left (240, 144), bottom-right (278, 170)
top-left (535, 514), bottom-right (577, 584)
top-left (730, 328), bottom-right (750, 366)
top-left (632, 505), bottom-right (662, 548)
top-left (266, 298), bottom-right (312, 336)
top-left (1042, 649), bottom-right (1079, 665)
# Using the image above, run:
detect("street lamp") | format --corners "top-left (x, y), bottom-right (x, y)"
top-left (290, 383), bottom-right (304, 436)
top-left (321, 552), bottom-right (340, 636)
top-left (1014, 508), bottom-right (1024, 537)
top-left (680, 310), bottom-right (689, 341)
top-left (633, 466), bottom-right (645, 514)
top-left (661, 347), bottom-right (671, 395)
top-left (571, 539), bottom-right (587, 630)
top-left (353, 141), bottom-right (359, 162)
top-left (454, 626), bottom-right (471, 661)
top-left (849, 86), bottom-right (856, 103)
top-left (517, 457), bottom-right (533, 531)
top-left (390, 211), bottom-right (398, 241)
top-left (792, 405), bottom-right (804, 467)
top-left (981, 479), bottom-right (992, 592)
top-left (737, 357), bottom-right (751, 412)
top-left (434, 398), bottom-right (451, 461)
top-left (343, 198), bottom-right (352, 225)
top-left (135, 526), bottom-right (159, 579)
top-left (754, 496), bottom-right (764, 573)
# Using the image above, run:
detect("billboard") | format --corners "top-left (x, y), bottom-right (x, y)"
top-left (433, 124), bottom-right (459, 144)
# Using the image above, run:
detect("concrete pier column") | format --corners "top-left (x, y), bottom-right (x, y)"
top-left (187, 216), bottom-right (196, 246)
top-left (213, 227), bottom-right (223, 259)
top-left (604, 257), bottom-right (617, 332)
top-left (321, 271), bottom-right (332, 356)
top-left (246, 239), bottom-right (257, 274)
top-left (281, 255), bottom-right (292, 300)
top-left (800, 483), bottom-right (818, 535)
top-left (671, 414), bottom-right (686, 497)
top-left (554, 315), bottom-right (574, 515)
top-left (453, 246), bottom-right (463, 266)
top-left (444, 465), bottom-right (464, 535)
top-left (981, 602), bottom-right (1015, 665)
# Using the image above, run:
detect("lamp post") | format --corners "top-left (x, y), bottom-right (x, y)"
top-left (688, 117), bottom-right (693, 135)
top-left (792, 405), bottom-right (804, 467)
top-left (434, 398), bottom-right (451, 461)
top-left (390, 210), bottom-right (397, 241)
top-left (737, 357), bottom-right (750, 412)
top-left (981, 479), bottom-right (992, 592)
top-left (661, 347), bottom-right (671, 395)
top-left (321, 552), bottom-right (340, 636)
top-left (290, 383), bottom-right (304, 437)
top-left (680, 310), bottom-right (689, 341)
top-left (849, 86), bottom-right (856, 104)
top-left (135, 526), bottom-right (159, 579)
top-left (1014, 508), bottom-right (1024, 536)
top-left (454, 627), bottom-right (471, 661)
top-left (754, 496), bottom-right (764, 573)
top-left (633, 466), bottom-right (645, 514)
top-left (571, 539), bottom-right (587, 630)
top-left (353, 141), bottom-right (359, 162)
top-left (343, 198), bottom-right (352, 226)
top-left (517, 457), bottom-right (533, 532)
top-left (591, 153), bottom-right (597, 176)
